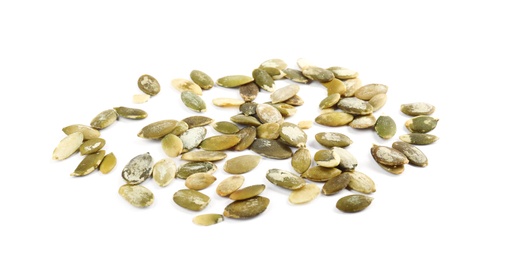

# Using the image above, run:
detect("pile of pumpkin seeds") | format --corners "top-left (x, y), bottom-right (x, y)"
top-left (51, 58), bottom-right (439, 226)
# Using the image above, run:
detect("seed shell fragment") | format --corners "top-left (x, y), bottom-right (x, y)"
top-left (119, 184), bottom-right (154, 208)
top-left (336, 194), bottom-right (373, 213)
top-left (223, 196), bottom-right (270, 219)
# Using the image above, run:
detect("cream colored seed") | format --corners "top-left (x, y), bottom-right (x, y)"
top-left (298, 120), bottom-right (313, 129)
top-left (270, 84), bottom-right (300, 104)
top-left (52, 132), bottom-right (83, 160)
top-left (185, 172), bottom-right (217, 190)
top-left (171, 78), bottom-right (203, 95)
top-left (192, 214), bottom-right (224, 226)
top-left (212, 98), bottom-right (245, 107)
top-left (119, 184), bottom-right (154, 208)
top-left (347, 171), bottom-right (376, 194)
top-left (288, 183), bottom-right (320, 204)
top-left (133, 93), bottom-right (150, 103)
top-left (152, 158), bottom-right (177, 187)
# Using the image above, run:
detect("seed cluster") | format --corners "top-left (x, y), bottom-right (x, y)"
top-left (51, 58), bottom-right (439, 226)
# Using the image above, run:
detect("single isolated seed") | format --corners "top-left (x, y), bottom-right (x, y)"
top-left (118, 184), bottom-right (154, 208)
top-left (336, 194), bottom-right (373, 213)
top-left (138, 74), bottom-right (160, 96)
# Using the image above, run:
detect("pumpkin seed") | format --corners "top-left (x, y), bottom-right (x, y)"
top-left (223, 196), bottom-right (270, 219)
top-left (301, 166), bottom-right (341, 182)
top-left (314, 149), bottom-right (340, 168)
top-left (252, 68), bottom-right (275, 92)
top-left (302, 66), bottom-right (335, 82)
top-left (336, 194), bottom-right (373, 213)
top-left (259, 58), bottom-right (287, 70)
top-left (137, 74), bottom-right (160, 96)
top-left (296, 58), bottom-right (315, 70)
top-left (266, 169), bottom-right (306, 190)
top-left (399, 133), bottom-right (439, 145)
top-left (223, 154), bottom-right (261, 174)
top-left (182, 115), bottom-right (214, 128)
top-left (161, 134), bottom-right (183, 157)
top-left (239, 82), bottom-right (259, 102)
top-left (190, 70), bottom-right (214, 90)
top-left (284, 95), bottom-right (305, 106)
top-left (368, 93), bottom-right (387, 112)
top-left (71, 150), bottom-right (106, 177)
top-left (349, 114), bottom-right (376, 129)
top-left (256, 103), bottom-right (284, 124)
top-left (212, 121), bottom-right (240, 134)
top-left (180, 150), bottom-right (227, 162)
top-left (216, 75), bottom-right (254, 88)
top-left (192, 214), bottom-right (224, 226)
top-left (113, 106), bottom-right (148, 119)
top-left (232, 126), bottom-right (256, 151)
top-left (121, 152), bottom-right (153, 184)
top-left (171, 78), bottom-right (203, 95)
top-left (173, 189), bottom-right (210, 211)
top-left (133, 93), bottom-right (150, 104)
top-left (52, 132), bottom-right (83, 160)
top-left (229, 184), bottom-right (266, 201)
top-left (315, 112), bottom-right (354, 127)
top-left (269, 102), bottom-right (297, 117)
top-left (291, 147), bottom-right (312, 174)
top-left (250, 138), bottom-right (293, 159)
top-left (152, 158), bottom-right (177, 187)
top-left (354, 83), bottom-right (388, 101)
top-left (315, 132), bottom-right (353, 148)
top-left (319, 93), bottom-right (341, 109)
top-left (79, 138), bottom-right (105, 155)
top-left (270, 84), bottom-right (299, 104)
top-left (90, 109), bottom-right (118, 130)
top-left (370, 144), bottom-right (409, 166)
top-left (62, 124), bottom-right (100, 140)
top-left (378, 162), bottom-right (405, 174)
top-left (137, 119), bottom-right (178, 139)
top-left (181, 91), bottom-right (207, 112)
top-left (212, 97), bottom-right (245, 107)
top-left (261, 66), bottom-right (286, 80)
top-left (216, 175), bottom-right (245, 197)
top-left (298, 120), bottom-right (313, 129)
top-left (288, 183), bottom-right (320, 204)
top-left (321, 78), bottom-right (346, 96)
top-left (230, 114), bottom-right (262, 126)
top-left (118, 184), bottom-right (154, 208)
top-left (169, 121), bottom-right (189, 136)
top-left (179, 127), bottom-right (206, 152)
top-left (343, 78), bottom-right (362, 97)
top-left (283, 68), bottom-right (311, 84)
top-left (239, 102), bottom-right (258, 116)
top-left (99, 152), bottom-right (117, 174)
top-left (322, 173), bottom-right (351, 195)
top-left (256, 122), bottom-right (281, 139)
top-left (392, 141), bottom-right (428, 167)
top-left (336, 97), bottom-right (373, 115)
top-left (400, 102), bottom-right (436, 116)
top-left (405, 115), bottom-right (439, 133)
top-left (327, 66), bottom-right (359, 80)
top-left (185, 172), bottom-right (217, 190)
top-left (374, 115), bottom-right (397, 139)
top-left (347, 171), bottom-right (376, 194)
top-left (199, 134), bottom-right (241, 151)
top-left (177, 161), bottom-right (217, 179)
top-left (279, 122), bottom-right (307, 148)
top-left (331, 147), bottom-right (358, 171)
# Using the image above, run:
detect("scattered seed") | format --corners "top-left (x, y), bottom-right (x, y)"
top-left (223, 154), bottom-right (261, 174)
top-left (152, 158), bottom-right (177, 187)
top-left (182, 115), bottom-right (214, 128)
top-left (239, 82), bottom-right (259, 102)
top-left (343, 78), bottom-right (362, 97)
top-left (269, 102), bottom-right (297, 117)
top-left (99, 152), bottom-right (117, 174)
top-left (216, 175), bottom-right (245, 197)
top-left (336, 194), bottom-right (373, 213)
top-left (113, 106), bottom-right (148, 119)
top-left (368, 93), bottom-right (387, 112)
top-left (349, 114), bottom-right (376, 129)
top-left (199, 134), bottom-right (241, 151)
top-left (266, 169), bottom-right (306, 190)
top-left (180, 127), bottom-right (207, 152)
top-left (315, 112), bottom-right (354, 127)
top-left (331, 147), bottom-right (358, 172)
top-left (322, 173), bottom-right (351, 195)
top-left (62, 124), bottom-right (100, 140)
top-left (336, 97), bottom-right (374, 115)
top-left (232, 126), bottom-right (257, 151)
top-left (291, 147), bottom-right (312, 174)
top-left (171, 78), bottom-right (203, 95)
top-left (216, 75), bottom-right (254, 88)
top-left (259, 58), bottom-right (288, 70)
top-left (181, 91), bottom-right (207, 112)
top-left (284, 95), bottom-right (305, 106)
top-left (133, 93), bottom-right (150, 103)
top-left (400, 102), bottom-right (436, 116)
top-left (223, 196), bottom-right (270, 219)
top-left (192, 214), bottom-right (224, 226)
top-left (378, 162), bottom-right (405, 174)
top-left (270, 84), bottom-right (300, 104)
top-left (137, 119), bottom-right (178, 139)
top-left (212, 121), bottom-right (240, 134)
top-left (347, 171), bottom-right (376, 194)
top-left (327, 66), bottom-right (359, 80)
top-left (321, 78), bottom-right (346, 96)
top-left (119, 184), bottom-right (154, 208)
top-left (52, 132), bottom-right (83, 160)
top-left (354, 83), bottom-right (388, 101)
top-left (250, 138), bottom-right (293, 159)
top-left (169, 121), bottom-right (189, 136)
top-left (298, 120), bottom-right (313, 129)
top-left (79, 138), bottom-right (105, 155)
top-left (391, 141), bottom-right (428, 167)
top-left (405, 115), bottom-right (439, 133)
top-left (314, 149), bottom-right (340, 168)
top-left (173, 189), bottom-right (210, 211)
top-left (252, 68), bottom-right (275, 92)
top-left (239, 102), bottom-right (258, 116)
top-left (229, 184), bottom-right (266, 201)
top-left (121, 152), bottom-right (153, 184)
top-left (190, 70), bottom-right (214, 90)
top-left (256, 122), bottom-right (281, 139)
top-left (230, 114), bottom-right (262, 126)
top-left (301, 166), bottom-right (341, 182)
top-left (180, 150), bottom-right (227, 162)
top-left (289, 183), bottom-right (320, 204)
top-left (161, 134), bottom-right (183, 157)
top-left (185, 172), bottom-right (217, 190)
top-left (279, 122), bottom-right (307, 148)
top-left (138, 74), bottom-right (160, 96)
top-left (319, 93), bottom-right (341, 109)
top-left (315, 132), bottom-right (353, 148)
top-left (283, 68), bottom-right (311, 84)
top-left (90, 109), bottom-right (118, 130)
top-left (374, 115), bottom-right (397, 139)
top-left (399, 133), bottom-right (439, 145)
top-left (71, 150), bottom-right (106, 177)
top-left (370, 144), bottom-right (409, 166)
top-left (176, 161), bottom-right (217, 179)
top-left (256, 103), bottom-right (284, 124)
top-left (302, 66), bottom-right (335, 83)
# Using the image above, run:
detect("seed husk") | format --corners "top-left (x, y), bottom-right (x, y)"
top-left (113, 106), bottom-right (148, 119)
top-left (284, 95), bottom-right (305, 106)
top-left (336, 194), bottom-right (373, 213)
top-left (266, 169), bottom-right (306, 190)
top-left (368, 93), bottom-right (387, 112)
top-left (288, 183), bottom-right (320, 204)
top-left (176, 161), bottom-right (217, 179)
top-left (343, 78), bottom-right (362, 97)
top-left (137, 119), bottom-right (178, 139)
top-left (190, 70), bottom-right (214, 90)
top-left (332, 147), bottom-right (358, 171)
top-left (133, 93), bottom-right (151, 104)
top-left (256, 122), bottom-right (281, 139)
top-left (71, 150), bottom-right (106, 177)
top-left (99, 152), bottom-right (117, 174)
top-left (223, 196), bottom-right (270, 219)
top-left (230, 114), bottom-right (262, 127)
top-left (171, 78), bottom-right (203, 95)
top-left (185, 172), bottom-right (217, 190)
top-left (250, 138), bottom-right (293, 159)
top-left (283, 68), bottom-right (311, 84)
top-left (301, 166), bottom-right (342, 182)
top-left (370, 144), bottom-right (409, 166)
top-left (90, 109), bottom-right (118, 130)
top-left (270, 84), bottom-right (300, 104)
top-left (327, 66), bottom-right (359, 80)
top-left (223, 154), bottom-right (261, 174)
top-left (336, 97), bottom-right (374, 115)
top-left (399, 133), bottom-right (439, 145)
top-left (374, 115), bottom-right (397, 139)
top-left (322, 173), bottom-right (351, 195)
top-left (321, 78), bottom-right (346, 96)
top-left (349, 114), bottom-right (376, 129)
top-left (392, 141), bottom-right (428, 167)
top-left (138, 74), bottom-right (160, 96)
top-left (180, 127), bottom-right (207, 152)
top-left (173, 189), bottom-right (210, 211)
top-left (180, 150), bottom-right (227, 162)
top-left (79, 137), bottom-right (105, 155)
top-left (229, 184), bottom-right (266, 201)
top-left (169, 121), bottom-right (189, 136)
top-left (161, 134), bottom-right (183, 157)
top-left (192, 214), bottom-right (224, 226)
top-left (405, 115), bottom-right (439, 133)
top-left (256, 103), bottom-right (284, 124)
top-left (216, 175), bottom-right (245, 197)
top-left (291, 147), bottom-right (312, 174)
top-left (302, 66), bottom-right (335, 83)
top-left (239, 82), bottom-right (259, 102)
top-left (62, 124), bottom-right (100, 140)
top-left (118, 184), bottom-right (154, 208)
top-left (152, 158), bottom-right (177, 187)
top-left (315, 132), bottom-right (353, 148)
top-left (121, 152), bottom-right (153, 184)
top-left (252, 68), bottom-right (275, 92)
top-left (232, 126), bottom-right (256, 151)
top-left (181, 91), bottom-right (207, 112)
top-left (279, 122), bottom-right (307, 148)
top-left (216, 75), bottom-right (254, 88)
top-left (52, 132), bottom-right (83, 160)
top-left (315, 112), bottom-right (354, 127)
top-left (354, 83), bottom-right (388, 101)
top-left (319, 93), bottom-right (341, 109)
top-left (199, 134), bottom-right (241, 151)
top-left (347, 171), bottom-right (376, 194)
top-left (212, 121), bottom-right (240, 134)
top-left (400, 102), bottom-right (436, 116)
top-left (314, 149), bottom-right (340, 168)
top-left (182, 116), bottom-right (214, 128)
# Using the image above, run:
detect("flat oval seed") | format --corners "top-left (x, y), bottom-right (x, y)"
top-left (266, 169), bottom-right (306, 190)
top-left (152, 158), bottom-right (177, 187)
top-left (223, 196), bottom-right (270, 219)
top-left (216, 175), bottom-right (245, 197)
top-left (190, 70), bottom-right (214, 90)
top-left (301, 166), bottom-right (342, 182)
top-left (327, 66), bottom-right (359, 80)
top-left (256, 123), bottom-right (280, 139)
top-left (315, 132), bottom-right (353, 148)
top-left (173, 189), bottom-right (210, 211)
top-left (121, 152), bottom-right (153, 184)
top-left (259, 58), bottom-right (287, 70)
top-left (177, 161), bottom-right (217, 179)
top-left (369, 93), bottom-right (387, 112)
top-left (137, 119), bottom-right (178, 139)
top-left (161, 134), bottom-right (183, 157)
top-left (302, 66), bottom-right (335, 82)
top-left (336, 194), bottom-right (373, 213)
top-left (90, 109), bottom-right (118, 130)
top-left (354, 83), bottom-right (388, 101)
top-left (298, 120), bottom-right (313, 129)
top-left (371, 144), bottom-right (409, 166)
top-left (297, 58), bottom-right (315, 70)
top-left (250, 138), bottom-right (293, 159)
top-left (62, 124), bottom-right (100, 140)
top-left (52, 132), bottom-right (83, 160)
top-left (230, 114), bottom-right (262, 127)
top-left (347, 171), bottom-right (376, 194)
top-left (315, 112), bottom-right (354, 127)
top-left (332, 147), bottom-right (358, 171)
top-left (193, 214), bottom-right (224, 226)
top-left (138, 74), bottom-right (160, 96)
top-left (400, 102), bottom-right (436, 116)
top-left (269, 103), bottom-right (297, 117)
top-left (182, 116), bottom-right (214, 128)
top-left (256, 103), bottom-right (284, 124)
top-left (319, 93), bottom-right (341, 109)
top-left (392, 141), bottom-right (428, 167)
top-left (399, 133), bottom-right (439, 145)
top-left (322, 173), bottom-right (351, 195)
top-left (99, 152), bottom-right (117, 174)
top-left (180, 150), bottom-right (227, 162)
top-left (239, 82), bottom-right (259, 102)
top-left (375, 115), bottom-right (397, 139)
top-left (212, 98), bottom-right (245, 107)
top-left (314, 149), bottom-right (340, 168)
top-left (252, 68), bottom-right (275, 92)
top-left (378, 163), bottom-right (405, 175)
top-left (337, 97), bottom-right (373, 115)
top-left (216, 75), bottom-right (254, 88)
top-left (291, 147), bottom-right (312, 174)
top-left (133, 93), bottom-right (150, 104)
top-left (113, 106), bottom-right (148, 119)
top-left (180, 127), bottom-right (206, 152)
top-left (239, 102), bottom-right (258, 116)
top-left (185, 172), bottom-right (217, 190)
top-left (321, 78), bottom-right (346, 96)
top-left (181, 91), bottom-right (207, 112)
top-left (283, 68), bottom-right (311, 84)
top-left (212, 121), bottom-right (240, 134)
top-left (199, 134), bottom-right (241, 151)
top-left (279, 122), bottom-right (307, 148)
top-left (349, 114), bottom-right (377, 129)
top-left (223, 154), bottom-right (261, 174)
top-left (79, 138), bottom-right (105, 155)
top-left (169, 121), bottom-right (189, 136)
top-left (171, 78), bottom-right (203, 95)
top-left (289, 183), bottom-right (320, 204)
top-left (71, 150), bottom-right (106, 177)
top-left (232, 126), bottom-right (257, 151)
top-left (118, 184), bottom-right (154, 208)
top-left (284, 95), bottom-right (305, 106)
top-left (405, 115), bottom-right (439, 133)
top-left (270, 84), bottom-right (300, 104)
top-left (261, 66), bottom-right (286, 80)
top-left (229, 184), bottom-right (266, 201)
top-left (343, 78), bottom-right (362, 97)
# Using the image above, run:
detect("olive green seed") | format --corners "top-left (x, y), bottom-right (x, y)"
top-left (252, 68), bottom-right (275, 92)
top-left (392, 141), bottom-right (428, 167)
top-left (176, 161), bottom-right (217, 179)
top-left (321, 78), bottom-right (347, 96)
top-left (223, 196), bottom-right (270, 219)
top-left (71, 150), bottom-right (106, 177)
top-left (336, 194), bottom-right (373, 213)
top-left (370, 144), bottom-right (409, 166)
top-left (270, 84), bottom-right (300, 104)
top-left (354, 83), bottom-right (388, 101)
top-left (250, 138), bottom-right (293, 159)
top-left (121, 152), bottom-right (153, 184)
top-left (256, 122), bottom-right (281, 139)
top-left (315, 112), bottom-right (354, 127)
top-left (181, 91), bottom-right (207, 112)
top-left (314, 149), bottom-right (340, 168)
top-left (137, 74), bottom-right (160, 96)
top-left (399, 133), bottom-right (439, 145)
top-left (405, 115), bottom-right (439, 133)
top-left (62, 124), bottom-right (100, 140)
top-left (229, 184), bottom-right (266, 201)
top-left (173, 189), bottom-right (210, 211)
top-left (190, 70), bottom-right (214, 90)
top-left (266, 169), bottom-right (306, 190)
top-left (199, 134), bottom-right (241, 151)
top-left (291, 147), bottom-right (312, 174)
top-left (212, 121), bottom-right (240, 134)
top-left (180, 150), bottom-right (227, 162)
top-left (182, 115), bottom-right (214, 128)
top-left (232, 126), bottom-right (256, 151)
top-left (337, 97), bottom-right (373, 115)
top-left (137, 119), bottom-right (178, 139)
top-left (319, 93), bottom-right (341, 109)
top-left (223, 154), bottom-right (261, 174)
top-left (283, 68), bottom-right (311, 84)
top-left (346, 171), bottom-right (376, 194)
top-left (322, 173), bottom-right (351, 195)
top-left (113, 106), bottom-right (148, 119)
top-left (374, 115), bottom-right (397, 139)
top-left (315, 132), bottom-right (353, 148)
top-left (79, 137), bottom-right (105, 155)
top-left (99, 152), bottom-right (117, 174)
top-left (90, 109), bottom-right (118, 130)
top-left (216, 75), bottom-right (254, 88)
top-left (301, 166), bottom-right (342, 182)
top-left (239, 102), bottom-right (258, 116)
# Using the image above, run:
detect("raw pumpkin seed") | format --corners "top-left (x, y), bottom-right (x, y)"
top-left (291, 147), bottom-right (312, 174)
top-left (302, 66), bottom-right (335, 82)
top-left (288, 183), bottom-right (320, 204)
top-left (52, 132), bottom-right (83, 160)
top-left (137, 119), bottom-right (178, 139)
top-left (223, 154), bottom-right (261, 174)
top-left (173, 189), bottom-right (210, 211)
top-left (239, 102), bottom-right (258, 116)
top-left (252, 68), bottom-right (275, 92)
top-left (331, 147), bottom-right (358, 171)
top-left (229, 184), bottom-right (266, 201)
top-left (216, 175), bottom-right (245, 197)
top-left (152, 158), bottom-right (177, 187)
top-left (176, 161), bottom-right (217, 179)
top-left (256, 122), bottom-right (281, 139)
top-left (180, 150), bottom-right (227, 162)
top-left (284, 95), bottom-right (305, 106)
top-left (399, 133), bottom-right (439, 145)
top-left (283, 68), bottom-right (311, 84)
top-left (239, 82), bottom-right (259, 102)
top-left (132, 93), bottom-right (150, 104)
top-left (298, 120), bottom-right (313, 129)
top-left (259, 58), bottom-right (287, 70)
top-left (378, 163), bottom-right (405, 174)
top-left (185, 172), bottom-right (217, 190)
top-left (169, 121), bottom-right (189, 136)
top-left (199, 134), bottom-right (241, 151)
top-left (137, 74), bottom-right (160, 96)
top-left (250, 138), bottom-right (293, 159)
top-left (232, 126), bottom-right (256, 151)
top-left (315, 112), bottom-right (354, 127)
top-left (269, 102), bottom-right (297, 117)
top-left (319, 93), bottom-right (341, 109)
top-left (314, 149), bottom-right (340, 168)
top-left (391, 141), bottom-right (428, 167)
top-left (370, 144), bottom-right (409, 166)
top-left (223, 196), bottom-right (270, 219)
top-left (368, 93), bottom-right (387, 112)
top-left (90, 109), bottom-right (118, 130)
top-left (405, 115), bottom-right (439, 133)
top-left (261, 66), bottom-right (286, 80)
top-left (171, 78), bottom-right (203, 95)
top-left (181, 91), bottom-right (207, 112)
top-left (192, 214), bottom-right (224, 226)
top-left (79, 138), bottom-right (105, 155)
top-left (321, 78), bottom-right (346, 96)
top-left (322, 173), bottom-right (351, 195)
top-left (190, 70), bottom-right (214, 90)
top-left (315, 132), bottom-right (353, 148)
top-left (301, 166), bottom-right (341, 182)
top-left (400, 102), bottom-right (436, 116)
top-left (71, 150), bottom-right (106, 177)
top-left (212, 121), bottom-right (240, 134)
top-left (354, 83), bottom-right (388, 101)
top-left (266, 169), bottom-right (306, 190)
top-left (62, 124), bottom-right (100, 140)
top-left (349, 114), bottom-right (376, 129)
top-left (118, 184), bottom-right (154, 208)
top-left (343, 78), bottom-right (362, 97)
top-left (121, 152), bottom-right (153, 184)
top-left (179, 127), bottom-right (206, 152)
top-left (99, 152), bottom-right (117, 174)
top-left (216, 75), bottom-right (254, 88)
top-left (327, 66), bottom-right (358, 80)
top-left (161, 134), bottom-right (183, 157)
top-left (113, 106), bottom-right (148, 119)
top-left (296, 58), bottom-right (315, 70)
top-left (212, 97), bottom-right (245, 107)
top-left (230, 114), bottom-right (262, 126)
top-left (279, 122), bottom-right (307, 148)
top-left (256, 103), bottom-right (284, 124)
top-left (182, 115), bottom-right (214, 128)
top-left (374, 115), bottom-right (396, 139)
top-left (336, 97), bottom-right (374, 115)
top-left (336, 194), bottom-right (373, 213)
top-left (347, 171), bottom-right (376, 194)
top-left (270, 84), bottom-right (299, 104)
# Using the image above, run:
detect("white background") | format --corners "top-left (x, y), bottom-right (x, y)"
top-left (1, 0), bottom-right (506, 259)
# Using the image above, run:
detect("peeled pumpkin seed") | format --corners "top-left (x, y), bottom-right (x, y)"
top-left (252, 68), bottom-right (275, 92)
top-left (90, 109), bottom-right (118, 130)
top-left (301, 166), bottom-right (341, 182)
top-left (239, 82), bottom-right (259, 102)
top-left (405, 115), bottom-right (439, 133)
top-left (259, 58), bottom-right (287, 70)
top-left (71, 150), bottom-right (105, 177)
top-left (171, 78), bottom-right (203, 95)
top-left (322, 173), bottom-right (351, 195)
top-left (371, 144), bottom-right (409, 166)
top-left (302, 66), bottom-right (335, 82)
top-left (332, 147), bottom-right (358, 171)
top-left (270, 84), bottom-right (299, 104)
top-left (354, 83), bottom-right (388, 101)
top-left (392, 141), bottom-right (428, 167)
top-left (181, 91), bottom-right (207, 112)
top-left (314, 149), bottom-right (340, 168)
top-left (283, 68), bottom-right (311, 84)
top-left (212, 121), bottom-right (240, 134)
top-left (121, 152), bottom-right (153, 184)
top-left (52, 132), bottom-right (83, 160)
top-left (230, 114), bottom-right (261, 126)
top-left (190, 70), bottom-right (214, 90)
top-left (216, 175), bottom-right (245, 197)
top-left (137, 119), bottom-right (178, 139)
top-left (315, 112), bottom-right (354, 127)
top-left (269, 102), bottom-right (297, 117)
top-left (180, 150), bottom-right (227, 162)
top-left (296, 58), bottom-right (315, 70)
top-left (62, 124), bottom-right (100, 140)
top-left (256, 103), bottom-right (284, 124)
top-left (291, 147), bottom-right (312, 174)
top-left (336, 194), bottom-right (373, 213)
top-left (169, 121), bottom-right (189, 136)
top-left (223, 196), bottom-right (270, 219)
top-left (161, 134), bottom-right (183, 157)
top-left (212, 98), bottom-right (245, 107)
top-left (182, 115), bottom-right (214, 128)
top-left (279, 122), bottom-right (307, 148)
top-left (173, 189), bottom-right (210, 211)
top-left (399, 133), bottom-right (439, 145)
top-left (336, 97), bottom-right (373, 115)
top-left (229, 184), bottom-right (266, 201)
top-left (284, 95), bottom-right (305, 106)
top-left (99, 152), bottom-right (117, 174)
top-left (319, 93), bottom-right (341, 109)
top-left (199, 134), bottom-right (241, 151)
top-left (113, 106), bottom-right (148, 119)
top-left (374, 115), bottom-right (397, 139)
top-left (321, 78), bottom-right (346, 96)
top-left (260, 66), bottom-right (286, 80)
top-left (133, 93), bottom-right (150, 104)
top-left (232, 126), bottom-right (256, 151)
top-left (137, 74), bottom-right (160, 96)
top-left (185, 172), bottom-right (217, 190)
top-left (118, 184), bottom-right (154, 208)
top-left (315, 132), bottom-right (353, 148)
top-left (349, 114), bottom-right (376, 129)
top-left (152, 158), bottom-right (177, 187)
top-left (288, 183), bottom-right (320, 204)
top-left (177, 161), bottom-right (217, 179)
top-left (400, 102), bottom-right (435, 116)
top-left (368, 93), bottom-right (387, 112)
top-left (79, 138), bottom-right (105, 155)
top-left (298, 120), bottom-right (313, 129)
top-left (327, 66), bottom-right (358, 80)
top-left (193, 214), bottom-right (224, 226)
top-left (378, 162), bottom-right (405, 174)
top-left (250, 138), bottom-right (293, 159)
top-left (223, 154), bottom-right (261, 174)
top-left (216, 75), bottom-right (254, 88)
top-left (266, 169), bottom-right (306, 190)
top-left (180, 127), bottom-right (206, 152)
top-left (347, 171), bottom-right (376, 194)
top-left (239, 102), bottom-right (258, 116)
top-left (256, 123), bottom-right (280, 139)
top-left (343, 78), bottom-right (362, 97)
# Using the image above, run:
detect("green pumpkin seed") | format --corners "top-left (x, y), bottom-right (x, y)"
top-left (180, 116), bottom-right (212, 128)
top-left (374, 115), bottom-right (397, 139)
top-left (161, 134), bottom-right (183, 157)
top-left (405, 115), bottom-right (439, 133)
top-left (90, 109), bottom-right (118, 130)
top-left (260, 66), bottom-right (286, 79)
top-left (229, 184), bottom-right (266, 201)
top-left (239, 82), bottom-right (259, 102)
top-left (378, 162), bottom-right (405, 174)
top-left (269, 102), bottom-right (297, 117)
top-left (152, 158), bottom-right (177, 187)
top-left (288, 183), bottom-right (320, 204)
top-left (132, 93), bottom-right (150, 104)
top-left (52, 132), bottom-right (83, 160)
top-left (327, 66), bottom-right (359, 80)
top-left (212, 97), bottom-right (245, 107)
top-left (314, 149), bottom-right (340, 168)
top-left (315, 112), bottom-right (354, 127)
top-left (322, 173), bottom-right (351, 195)
top-left (400, 102), bottom-right (435, 116)
top-left (319, 93), bottom-right (341, 109)
top-left (370, 144), bottom-right (409, 166)
top-left (336, 194), bottom-right (373, 213)
top-left (252, 68), bottom-right (275, 92)
top-left (181, 91), bottom-right (207, 112)
top-left (180, 150), bottom-right (227, 162)
top-left (301, 166), bottom-right (342, 182)
top-left (121, 152), bottom-right (153, 184)
top-left (321, 78), bottom-right (346, 96)
top-left (347, 171), bottom-right (376, 194)
top-left (212, 121), bottom-right (240, 134)
top-left (99, 152), bottom-right (117, 174)
top-left (336, 97), bottom-right (374, 115)
top-left (283, 68), bottom-right (311, 84)
top-left (279, 122), bottom-right (307, 148)
top-left (232, 126), bottom-right (257, 151)
top-left (230, 114), bottom-right (262, 126)
top-left (171, 78), bottom-right (203, 95)
top-left (216, 175), bottom-right (245, 197)
top-left (266, 169), bottom-right (306, 190)
top-left (62, 124), bottom-right (100, 140)
top-left (169, 121), bottom-right (189, 136)
top-left (259, 58), bottom-right (288, 70)
top-left (270, 84), bottom-right (299, 104)
top-left (392, 141), bottom-right (428, 167)
top-left (173, 189), bottom-right (210, 211)
top-left (239, 102), bottom-right (258, 116)
top-left (137, 119), bottom-right (178, 139)
top-left (216, 75), bottom-right (254, 88)
top-left (256, 122), bottom-right (281, 139)
top-left (256, 103), bottom-right (284, 124)
top-left (315, 132), bottom-right (353, 148)
top-left (250, 138), bottom-right (293, 159)
top-left (291, 147), bottom-right (312, 174)
top-left (284, 95), bottom-right (305, 106)
top-left (354, 83), bottom-right (388, 101)
top-left (192, 214), bottom-right (224, 226)
top-left (343, 78), bottom-right (362, 97)
top-left (302, 66), bottom-right (335, 83)
top-left (137, 74), bottom-right (160, 96)
top-left (71, 150), bottom-right (106, 177)
top-left (79, 138), bottom-right (105, 155)
top-left (399, 133), bottom-right (439, 145)
top-left (199, 134), bottom-right (241, 151)
top-left (185, 172), bottom-right (217, 190)
top-left (368, 93), bottom-right (387, 112)
top-left (332, 147), bottom-right (358, 171)
top-left (190, 70), bottom-right (214, 90)
top-left (349, 114), bottom-right (376, 129)
top-left (223, 154), bottom-right (261, 174)
top-left (177, 161), bottom-right (217, 179)
top-left (223, 196), bottom-right (270, 219)
top-left (113, 106), bottom-right (148, 119)
top-left (118, 184), bottom-right (154, 208)
top-left (180, 127), bottom-right (206, 152)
